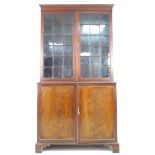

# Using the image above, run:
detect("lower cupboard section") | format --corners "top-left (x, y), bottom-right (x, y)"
top-left (36, 83), bottom-right (118, 152)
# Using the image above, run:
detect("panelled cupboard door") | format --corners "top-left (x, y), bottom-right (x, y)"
top-left (78, 85), bottom-right (116, 142)
top-left (38, 84), bottom-right (76, 142)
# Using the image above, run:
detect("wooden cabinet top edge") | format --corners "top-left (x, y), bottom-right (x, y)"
top-left (37, 81), bottom-right (117, 85)
top-left (40, 4), bottom-right (113, 11)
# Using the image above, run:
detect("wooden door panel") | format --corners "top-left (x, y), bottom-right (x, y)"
top-left (79, 85), bottom-right (115, 142)
top-left (38, 85), bottom-right (75, 141)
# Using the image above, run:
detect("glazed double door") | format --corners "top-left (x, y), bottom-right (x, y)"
top-left (38, 83), bottom-right (116, 143)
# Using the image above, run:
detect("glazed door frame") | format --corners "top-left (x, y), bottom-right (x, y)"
top-left (77, 11), bottom-right (113, 82)
top-left (40, 11), bottom-right (76, 81)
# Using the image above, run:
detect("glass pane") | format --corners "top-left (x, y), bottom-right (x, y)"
top-left (64, 57), bottom-right (73, 66)
top-left (80, 25), bottom-right (89, 34)
top-left (80, 35), bottom-right (89, 45)
top-left (90, 46), bottom-right (100, 56)
top-left (80, 46), bottom-right (90, 56)
top-left (53, 15), bottom-right (63, 24)
top-left (53, 35), bottom-right (63, 45)
top-left (54, 25), bottom-right (63, 34)
top-left (91, 57), bottom-right (101, 66)
top-left (80, 14), bottom-right (111, 79)
top-left (102, 57), bottom-right (110, 66)
top-left (90, 25), bottom-right (99, 34)
top-left (54, 57), bottom-right (63, 66)
top-left (44, 15), bottom-right (53, 24)
top-left (44, 45), bottom-right (53, 56)
top-left (44, 35), bottom-right (54, 56)
top-left (100, 35), bottom-right (109, 45)
top-left (80, 15), bottom-right (89, 24)
top-left (64, 46), bottom-right (73, 56)
top-left (63, 35), bottom-right (72, 45)
top-left (44, 25), bottom-right (53, 34)
top-left (100, 15), bottom-right (109, 24)
top-left (44, 68), bottom-right (52, 77)
top-left (90, 35), bottom-right (99, 45)
top-left (44, 57), bottom-right (53, 66)
top-left (43, 14), bottom-right (73, 79)
top-left (81, 68), bottom-right (90, 77)
top-left (53, 67), bottom-right (62, 77)
top-left (91, 68), bottom-right (101, 77)
top-left (81, 57), bottom-right (90, 66)
top-left (90, 15), bottom-right (99, 24)
top-left (44, 35), bottom-right (54, 45)
top-left (64, 25), bottom-right (73, 34)
top-left (102, 68), bottom-right (110, 77)
top-left (53, 46), bottom-right (63, 56)
top-left (64, 14), bottom-right (73, 24)
top-left (100, 25), bottom-right (109, 35)
top-left (63, 67), bottom-right (73, 77)
top-left (101, 46), bottom-right (109, 56)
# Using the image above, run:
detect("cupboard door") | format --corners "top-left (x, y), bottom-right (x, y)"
top-left (78, 85), bottom-right (116, 142)
top-left (38, 85), bottom-right (75, 142)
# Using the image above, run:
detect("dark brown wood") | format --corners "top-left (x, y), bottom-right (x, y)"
top-left (40, 14), bottom-right (43, 81)
top-left (109, 12), bottom-right (114, 80)
top-left (35, 143), bottom-right (43, 153)
top-left (112, 143), bottom-right (120, 153)
top-left (75, 11), bottom-right (80, 82)
top-left (36, 4), bottom-right (119, 153)
top-left (78, 85), bottom-right (115, 142)
top-left (35, 143), bottom-right (52, 153)
top-left (38, 84), bottom-right (76, 141)
top-left (40, 4), bottom-right (113, 12)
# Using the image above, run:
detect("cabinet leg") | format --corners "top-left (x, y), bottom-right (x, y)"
top-left (35, 143), bottom-right (44, 153)
top-left (112, 143), bottom-right (119, 153)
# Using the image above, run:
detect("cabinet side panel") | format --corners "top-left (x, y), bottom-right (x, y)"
top-left (39, 85), bottom-right (75, 141)
top-left (79, 85), bottom-right (115, 142)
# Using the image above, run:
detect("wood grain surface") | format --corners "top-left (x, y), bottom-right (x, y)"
top-left (79, 85), bottom-right (115, 141)
top-left (39, 85), bottom-right (75, 140)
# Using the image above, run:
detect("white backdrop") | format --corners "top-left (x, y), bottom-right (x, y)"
top-left (0, 0), bottom-right (155, 155)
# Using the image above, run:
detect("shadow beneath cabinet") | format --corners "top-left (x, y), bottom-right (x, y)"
top-left (44, 145), bottom-right (111, 152)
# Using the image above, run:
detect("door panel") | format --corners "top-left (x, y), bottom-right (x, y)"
top-left (78, 85), bottom-right (115, 142)
top-left (38, 85), bottom-right (75, 141)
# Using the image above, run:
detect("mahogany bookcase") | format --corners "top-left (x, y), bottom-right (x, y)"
top-left (36, 4), bottom-right (119, 153)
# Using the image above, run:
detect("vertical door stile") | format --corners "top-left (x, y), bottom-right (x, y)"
top-left (75, 11), bottom-right (80, 82)
top-left (76, 84), bottom-right (79, 143)
top-left (75, 11), bottom-right (80, 143)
